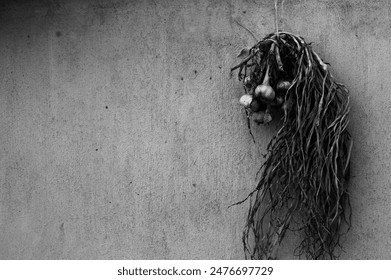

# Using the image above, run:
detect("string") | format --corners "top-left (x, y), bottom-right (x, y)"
top-left (274, 0), bottom-right (286, 35)
top-left (281, 0), bottom-right (285, 31)
top-left (274, 0), bottom-right (279, 36)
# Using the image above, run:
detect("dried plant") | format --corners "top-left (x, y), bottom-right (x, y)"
top-left (231, 32), bottom-right (352, 259)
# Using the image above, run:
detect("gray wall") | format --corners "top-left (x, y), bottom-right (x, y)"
top-left (1, 0), bottom-right (390, 259)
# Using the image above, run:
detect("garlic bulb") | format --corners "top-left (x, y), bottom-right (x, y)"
top-left (276, 80), bottom-right (292, 91)
top-left (250, 99), bottom-right (262, 112)
top-left (239, 94), bottom-right (253, 108)
top-left (254, 66), bottom-right (275, 102)
top-left (244, 76), bottom-right (252, 87)
top-left (253, 111), bottom-right (265, 124)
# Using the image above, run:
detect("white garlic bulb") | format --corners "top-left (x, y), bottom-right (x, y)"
top-left (239, 94), bottom-right (253, 108)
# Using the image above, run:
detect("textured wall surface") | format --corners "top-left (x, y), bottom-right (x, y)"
top-left (1, 0), bottom-right (390, 259)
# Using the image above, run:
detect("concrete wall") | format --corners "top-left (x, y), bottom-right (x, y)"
top-left (0, 0), bottom-right (390, 259)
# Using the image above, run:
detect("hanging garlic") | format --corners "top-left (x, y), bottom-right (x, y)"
top-left (276, 80), bottom-right (292, 91)
top-left (244, 76), bottom-right (252, 88)
top-left (254, 65), bottom-right (275, 102)
top-left (239, 94), bottom-right (253, 108)
top-left (253, 111), bottom-right (265, 124)
top-left (250, 99), bottom-right (262, 112)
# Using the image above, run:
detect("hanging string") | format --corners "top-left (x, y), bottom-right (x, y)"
top-left (274, 0), bottom-right (279, 37)
top-left (281, 0), bottom-right (285, 32)
top-left (274, 0), bottom-right (285, 36)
